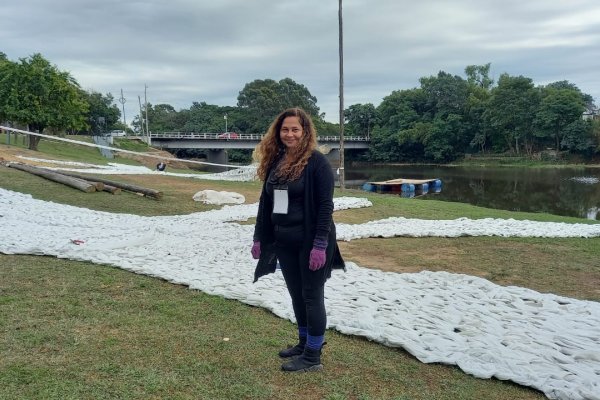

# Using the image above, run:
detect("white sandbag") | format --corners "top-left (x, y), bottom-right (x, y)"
top-left (192, 189), bottom-right (245, 205)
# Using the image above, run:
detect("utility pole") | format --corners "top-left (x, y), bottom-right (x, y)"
top-left (338, 0), bottom-right (345, 189)
top-left (138, 95), bottom-right (145, 137)
top-left (119, 89), bottom-right (127, 126)
top-left (144, 84), bottom-right (150, 142)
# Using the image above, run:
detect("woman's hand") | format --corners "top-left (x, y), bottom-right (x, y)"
top-left (251, 241), bottom-right (261, 259)
top-left (309, 248), bottom-right (326, 271)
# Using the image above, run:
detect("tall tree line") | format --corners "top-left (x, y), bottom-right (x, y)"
top-left (0, 53), bottom-right (126, 150)
top-left (360, 64), bottom-right (599, 162)
top-left (1, 53), bottom-right (598, 160)
top-left (131, 78), bottom-right (338, 136)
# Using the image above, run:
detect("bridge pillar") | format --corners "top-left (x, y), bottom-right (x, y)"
top-left (206, 149), bottom-right (229, 172)
top-left (325, 148), bottom-right (340, 168)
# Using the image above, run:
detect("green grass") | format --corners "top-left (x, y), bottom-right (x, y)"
top-left (0, 255), bottom-right (545, 400)
top-left (112, 137), bottom-right (151, 152)
top-left (1, 142), bottom-right (597, 399)
top-left (336, 187), bottom-right (595, 224)
top-left (0, 165), bottom-right (258, 216)
top-left (1, 133), bottom-right (111, 164)
top-left (0, 133), bottom-right (164, 168)
top-left (453, 154), bottom-right (598, 168)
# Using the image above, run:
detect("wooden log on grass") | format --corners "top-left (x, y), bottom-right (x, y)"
top-left (33, 168), bottom-right (109, 192)
top-left (87, 181), bottom-right (105, 191)
top-left (8, 163), bottom-right (96, 193)
top-left (102, 184), bottom-right (122, 195)
top-left (56, 171), bottom-right (162, 199)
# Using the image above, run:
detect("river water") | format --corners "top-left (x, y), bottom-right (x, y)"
top-left (344, 164), bottom-right (600, 220)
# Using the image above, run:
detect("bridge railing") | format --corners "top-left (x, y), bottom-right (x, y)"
top-left (150, 132), bottom-right (255, 139)
top-left (150, 132), bottom-right (369, 141)
top-left (317, 136), bottom-right (369, 141)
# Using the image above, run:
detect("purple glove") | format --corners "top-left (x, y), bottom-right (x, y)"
top-left (309, 248), bottom-right (326, 271)
top-left (251, 241), bottom-right (261, 259)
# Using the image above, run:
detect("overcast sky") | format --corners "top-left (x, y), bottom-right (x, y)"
top-left (2, 0), bottom-right (600, 126)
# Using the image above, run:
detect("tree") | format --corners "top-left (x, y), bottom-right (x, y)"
top-left (370, 89), bottom-right (427, 161)
top-left (0, 54), bottom-right (14, 124)
top-left (368, 125), bottom-right (403, 162)
top-left (419, 71), bottom-right (469, 119)
top-left (465, 63), bottom-right (494, 90)
top-left (464, 65), bottom-right (493, 154)
top-left (344, 103), bottom-right (376, 137)
top-left (485, 74), bottom-right (540, 155)
top-left (545, 80), bottom-right (596, 116)
top-left (0, 53), bottom-right (88, 150)
top-left (535, 86), bottom-right (585, 151)
top-left (146, 103), bottom-right (179, 133)
top-left (237, 78), bottom-right (320, 132)
top-left (592, 119), bottom-right (600, 154)
top-left (466, 89), bottom-right (492, 153)
top-left (560, 119), bottom-right (595, 155)
top-left (82, 90), bottom-right (121, 134)
top-left (313, 119), bottom-right (339, 136)
top-left (417, 71), bottom-right (470, 160)
top-left (395, 122), bottom-right (430, 161)
top-left (422, 114), bottom-right (466, 162)
top-left (183, 102), bottom-right (238, 133)
top-left (377, 89), bottom-right (426, 130)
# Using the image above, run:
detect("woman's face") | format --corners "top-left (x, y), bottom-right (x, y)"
top-left (279, 116), bottom-right (303, 148)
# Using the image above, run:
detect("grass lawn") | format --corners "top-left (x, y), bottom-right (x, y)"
top-left (1, 141), bottom-right (598, 399)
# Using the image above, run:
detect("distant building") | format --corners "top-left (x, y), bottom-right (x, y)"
top-left (582, 106), bottom-right (599, 121)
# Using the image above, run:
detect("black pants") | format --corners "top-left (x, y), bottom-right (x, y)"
top-left (274, 225), bottom-right (328, 336)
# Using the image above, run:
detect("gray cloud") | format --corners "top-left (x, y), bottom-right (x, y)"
top-left (2, 0), bottom-right (599, 126)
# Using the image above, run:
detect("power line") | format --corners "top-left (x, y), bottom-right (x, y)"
top-left (0, 126), bottom-right (254, 170)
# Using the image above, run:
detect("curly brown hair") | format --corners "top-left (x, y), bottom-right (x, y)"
top-left (256, 108), bottom-right (317, 182)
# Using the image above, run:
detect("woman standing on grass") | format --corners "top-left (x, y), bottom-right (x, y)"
top-left (251, 107), bottom-right (345, 372)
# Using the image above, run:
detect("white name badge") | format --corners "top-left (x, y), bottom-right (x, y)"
top-left (273, 189), bottom-right (289, 214)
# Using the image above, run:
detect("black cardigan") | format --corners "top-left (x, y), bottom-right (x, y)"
top-left (253, 150), bottom-right (345, 282)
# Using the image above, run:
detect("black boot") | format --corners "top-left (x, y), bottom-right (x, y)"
top-left (281, 346), bottom-right (323, 372)
top-left (278, 336), bottom-right (306, 358)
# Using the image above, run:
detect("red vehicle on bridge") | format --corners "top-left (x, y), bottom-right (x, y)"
top-left (217, 132), bottom-right (239, 139)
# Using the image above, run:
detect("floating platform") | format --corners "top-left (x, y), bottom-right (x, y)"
top-left (362, 178), bottom-right (442, 195)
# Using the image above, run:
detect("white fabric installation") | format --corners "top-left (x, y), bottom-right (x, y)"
top-left (336, 216), bottom-right (600, 239)
top-left (1, 187), bottom-right (599, 400)
top-left (192, 190), bottom-right (246, 205)
top-left (15, 156), bottom-right (258, 182)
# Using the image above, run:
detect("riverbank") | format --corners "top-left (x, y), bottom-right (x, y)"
top-left (351, 158), bottom-right (600, 169)
top-left (3, 186), bottom-right (600, 400)
top-left (1, 144), bottom-right (598, 299)
top-left (1, 141), bottom-right (599, 399)
top-left (346, 161), bottom-right (600, 220)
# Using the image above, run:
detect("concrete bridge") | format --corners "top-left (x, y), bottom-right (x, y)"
top-left (148, 132), bottom-right (370, 166)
